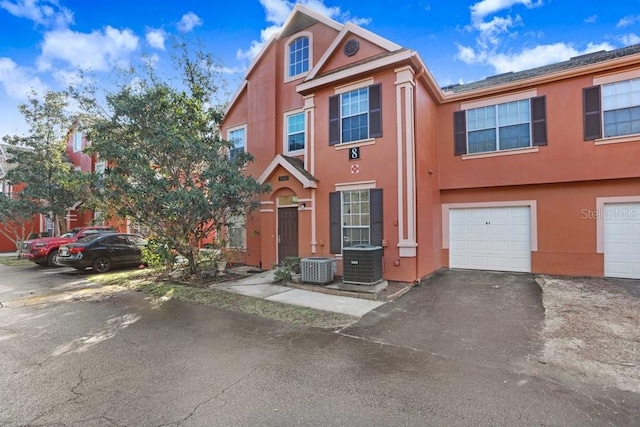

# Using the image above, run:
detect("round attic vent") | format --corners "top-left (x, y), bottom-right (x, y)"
top-left (344, 39), bottom-right (359, 57)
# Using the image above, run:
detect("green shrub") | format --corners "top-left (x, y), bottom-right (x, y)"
top-left (141, 237), bottom-right (173, 269)
top-left (272, 257), bottom-right (301, 283)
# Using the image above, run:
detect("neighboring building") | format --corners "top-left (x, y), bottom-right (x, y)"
top-left (222, 4), bottom-right (640, 282)
top-left (0, 128), bottom-right (121, 252)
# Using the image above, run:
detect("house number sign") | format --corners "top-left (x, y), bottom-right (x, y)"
top-left (348, 147), bottom-right (360, 160)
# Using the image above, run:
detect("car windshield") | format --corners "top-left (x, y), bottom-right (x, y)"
top-left (60, 231), bottom-right (76, 238)
top-left (75, 234), bottom-right (103, 244)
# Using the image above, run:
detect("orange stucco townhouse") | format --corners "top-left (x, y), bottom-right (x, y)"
top-left (222, 4), bottom-right (640, 283)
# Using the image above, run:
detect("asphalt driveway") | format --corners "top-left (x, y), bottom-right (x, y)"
top-left (342, 269), bottom-right (545, 368)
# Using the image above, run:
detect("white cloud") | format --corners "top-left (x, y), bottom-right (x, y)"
top-left (37, 26), bottom-right (139, 72)
top-left (617, 15), bottom-right (640, 29)
top-left (237, 0), bottom-right (370, 62)
top-left (0, 57), bottom-right (47, 99)
top-left (52, 68), bottom-right (83, 87)
top-left (584, 15), bottom-right (597, 24)
top-left (484, 42), bottom-right (614, 74)
top-left (146, 29), bottom-right (166, 50)
top-left (470, 0), bottom-right (542, 22)
top-left (0, 0), bottom-right (72, 28)
top-left (619, 33), bottom-right (640, 46)
top-left (475, 14), bottom-right (521, 49)
top-left (177, 12), bottom-right (202, 33)
top-left (236, 25), bottom-right (280, 62)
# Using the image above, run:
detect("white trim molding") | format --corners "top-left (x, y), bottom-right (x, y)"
top-left (395, 67), bottom-right (417, 257)
top-left (441, 201), bottom-right (538, 251)
top-left (306, 22), bottom-right (401, 82)
top-left (334, 180), bottom-right (376, 192)
top-left (593, 67), bottom-right (640, 85)
top-left (258, 154), bottom-right (317, 188)
top-left (460, 89), bottom-right (538, 111)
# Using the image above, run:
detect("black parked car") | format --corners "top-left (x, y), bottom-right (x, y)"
top-left (57, 233), bottom-right (147, 273)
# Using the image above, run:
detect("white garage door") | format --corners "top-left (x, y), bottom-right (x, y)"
top-left (450, 207), bottom-right (531, 273)
top-left (604, 203), bottom-right (640, 279)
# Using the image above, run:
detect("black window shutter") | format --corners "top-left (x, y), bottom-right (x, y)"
top-left (329, 95), bottom-right (340, 146)
top-left (370, 188), bottom-right (383, 246)
top-left (531, 96), bottom-right (547, 146)
top-left (454, 110), bottom-right (467, 155)
top-left (583, 86), bottom-right (602, 140)
top-left (369, 83), bottom-right (382, 138)
top-left (329, 192), bottom-right (341, 254)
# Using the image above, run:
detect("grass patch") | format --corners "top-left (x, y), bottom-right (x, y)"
top-left (0, 256), bottom-right (32, 267)
top-left (88, 269), bottom-right (357, 329)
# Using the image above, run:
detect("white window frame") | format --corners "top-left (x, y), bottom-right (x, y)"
top-left (73, 131), bottom-right (83, 152)
top-left (601, 77), bottom-right (640, 139)
top-left (284, 32), bottom-right (313, 83)
top-left (94, 161), bottom-right (106, 174)
top-left (466, 99), bottom-right (532, 154)
top-left (283, 109), bottom-right (306, 155)
top-left (227, 215), bottom-right (247, 250)
top-left (341, 189), bottom-right (371, 250)
top-left (339, 87), bottom-right (370, 144)
top-left (227, 124), bottom-right (247, 159)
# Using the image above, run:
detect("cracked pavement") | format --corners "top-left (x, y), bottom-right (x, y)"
top-left (1, 265), bottom-right (639, 426)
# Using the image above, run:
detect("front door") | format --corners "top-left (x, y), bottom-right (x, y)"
top-left (278, 207), bottom-right (298, 264)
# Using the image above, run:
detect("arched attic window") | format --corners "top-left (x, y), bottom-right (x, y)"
top-left (286, 33), bottom-right (311, 80)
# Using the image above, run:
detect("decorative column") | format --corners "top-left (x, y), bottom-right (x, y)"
top-left (395, 66), bottom-right (418, 257)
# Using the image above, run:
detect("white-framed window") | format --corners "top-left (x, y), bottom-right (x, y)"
top-left (45, 217), bottom-right (54, 237)
top-left (284, 110), bottom-right (305, 154)
top-left (330, 187), bottom-right (382, 254)
top-left (94, 161), bottom-right (106, 174)
top-left (602, 77), bottom-right (640, 138)
top-left (287, 34), bottom-right (310, 79)
top-left (341, 88), bottom-right (369, 143)
top-left (342, 190), bottom-right (370, 248)
top-left (73, 131), bottom-right (83, 152)
top-left (228, 125), bottom-right (246, 160)
top-left (466, 100), bottom-right (531, 154)
top-left (329, 83), bottom-right (382, 146)
top-left (454, 95), bottom-right (546, 155)
top-left (227, 215), bottom-right (246, 249)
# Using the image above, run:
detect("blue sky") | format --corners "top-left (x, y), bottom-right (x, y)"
top-left (1, 0), bottom-right (640, 137)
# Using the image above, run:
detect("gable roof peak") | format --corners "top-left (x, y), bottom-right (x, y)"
top-left (279, 4), bottom-right (343, 39)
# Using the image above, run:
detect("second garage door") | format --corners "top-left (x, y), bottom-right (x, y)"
top-left (450, 207), bottom-right (531, 273)
top-left (604, 203), bottom-right (640, 279)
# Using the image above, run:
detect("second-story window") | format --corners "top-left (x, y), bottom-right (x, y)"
top-left (288, 36), bottom-right (309, 78)
top-left (602, 77), bottom-right (640, 138)
top-left (329, 84), bottom-right (382, 146)
top-left (467, 100), bottom-right (531, 153)
top-left (73, 131), bottom-right (83, 152)
top-left (228, 126), bottom-right (246, 160)
top-left (286, 111), bottom-right (305, 154)
top-left (454, 96), bottom-right (547, 156)
top-left (584, 77), bottom-right (640, 140)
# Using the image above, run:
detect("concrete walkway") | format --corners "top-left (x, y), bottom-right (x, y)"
top-left (210, 270), bottom-right (385, 317)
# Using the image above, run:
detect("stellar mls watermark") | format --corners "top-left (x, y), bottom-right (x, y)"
top-left (581, 207), bottom-right (640, 220)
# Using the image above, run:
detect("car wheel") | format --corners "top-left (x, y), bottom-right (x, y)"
top-left (92, 257), bottom-right (111, 273)
top-left (47, 250), bottom-right (60, 267)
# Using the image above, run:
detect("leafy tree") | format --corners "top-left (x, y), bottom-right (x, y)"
top-left (0, 192), bottom-right (37, 254)
top-left (77, 46), bottom-right (268, 275)
top-left (2, 91), bottom-right (89, 236)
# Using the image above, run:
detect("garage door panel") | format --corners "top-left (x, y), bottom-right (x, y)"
top-left (450, 206), bottom-right (531, 273)
top-left (604, 202), bottom-right (640, 279)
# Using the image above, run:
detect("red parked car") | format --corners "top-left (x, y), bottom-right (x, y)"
top-left (21, 226), bottom-right (116, 267)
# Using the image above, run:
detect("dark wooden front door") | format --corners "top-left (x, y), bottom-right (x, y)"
top-left (278, 207), bottom-right (298, 264)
